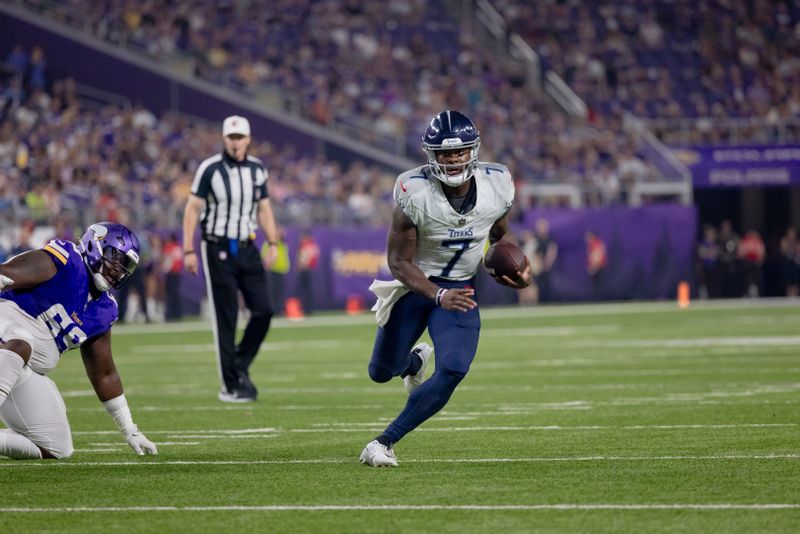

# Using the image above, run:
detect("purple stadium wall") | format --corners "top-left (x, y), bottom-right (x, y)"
top-left (179, 204), bottom-right (697, 313)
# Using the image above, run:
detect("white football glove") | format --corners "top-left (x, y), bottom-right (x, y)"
top-left (103, 395), bottom-right (158, 456)
top-left (124, 428), bottom-right (158, 456)
top-left (0, 274), bottom-right (14, 290)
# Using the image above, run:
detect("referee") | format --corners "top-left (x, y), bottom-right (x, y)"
top-left (182, 115), bottom-right (279, 402)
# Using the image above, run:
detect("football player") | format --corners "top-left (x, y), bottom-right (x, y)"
top-left (360, 111), bottom-right (532, 466)
top-left (0, 222), bottom-right (157, 459)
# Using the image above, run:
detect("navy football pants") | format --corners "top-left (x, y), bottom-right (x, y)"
top-left (368, 278), bottom-right (480, 444)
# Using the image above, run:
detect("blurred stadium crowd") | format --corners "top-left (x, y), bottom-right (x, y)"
top-left (1, 0), bottom-right (799, 301)
top-left (491, 0), bottom-right (800, 143)
top-left (0, 51), bottom-right (399, 231)
top-left (10, 0), bottom-right (669, 210)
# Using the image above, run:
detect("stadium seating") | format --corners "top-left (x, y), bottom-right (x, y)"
top-left (488, 0), bottom-right (800, 144)
top-left (17, 0), bottom-right (666, 206)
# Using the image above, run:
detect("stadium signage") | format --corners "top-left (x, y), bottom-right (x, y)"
top-left (674, 145), bottom-right (800, 188)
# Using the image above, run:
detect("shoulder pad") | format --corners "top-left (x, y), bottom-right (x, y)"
top-left (478, 162), bottom-right (514, 204)
top-left (478, 162), bottom-right (512, 179)
top-left (42, 239), bottom-right (76, 266)
top-left (394, 166), bottom-right (431, 201)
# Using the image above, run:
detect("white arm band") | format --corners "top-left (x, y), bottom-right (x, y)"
top-left (103, 394), bottom-right (137, 435)
top-left (0, 274), bottom-right (13, 290)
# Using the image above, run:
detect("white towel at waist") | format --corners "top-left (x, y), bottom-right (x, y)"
top-left (368, 279), bottom-right (409, 327)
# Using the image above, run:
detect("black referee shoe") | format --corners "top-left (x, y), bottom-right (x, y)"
top-left (237, 373), bottom-right (259, 398)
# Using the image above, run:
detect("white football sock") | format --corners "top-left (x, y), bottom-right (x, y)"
top-left (0, 429), bottom-right (43, 459)
top-left (0, 349), bottom-right (25, 407)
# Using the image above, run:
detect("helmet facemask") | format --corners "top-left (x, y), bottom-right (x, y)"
top-left (424, 138), bottom-right (481, 187)
top-left (421, 110), bottom-right (481, 187)
top-left (97, 245), bottom-right (138, 289)
top-left (80, 223), bottom-right (140, 291)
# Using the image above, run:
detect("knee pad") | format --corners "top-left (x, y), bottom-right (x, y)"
top-left (368, 363), bottom-right (393, 383)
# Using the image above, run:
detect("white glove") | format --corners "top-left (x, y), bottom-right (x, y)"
top-left (0, 274), bottom-right (14, 290)
top-left (103, 394), bottom-right (158, 456)
top-left (124, 428), bottom-right (158, 456)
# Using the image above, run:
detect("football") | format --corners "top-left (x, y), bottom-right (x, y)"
top-left (484, 241), bottom-right (528, 280)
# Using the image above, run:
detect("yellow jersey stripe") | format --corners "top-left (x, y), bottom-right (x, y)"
top-left (43, 245), bottom-right (68, 265)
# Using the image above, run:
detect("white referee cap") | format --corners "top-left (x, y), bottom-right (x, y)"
top-left (222, 115), bottom-right (251, 137)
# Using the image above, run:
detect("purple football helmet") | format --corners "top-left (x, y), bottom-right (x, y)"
top-left (79, 222), bottom-right (140, 291)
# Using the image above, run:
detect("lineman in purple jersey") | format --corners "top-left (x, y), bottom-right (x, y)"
top-left (359, 111), bottom-right (532, 467)
top-left (0, 222), bottom-right (157, 459)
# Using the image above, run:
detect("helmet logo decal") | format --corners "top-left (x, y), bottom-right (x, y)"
top-left (442, 138), bottom-right (463, 146)
top-left (88, 223), bottom-right (109, 239)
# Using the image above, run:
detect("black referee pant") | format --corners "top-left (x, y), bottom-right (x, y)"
top-left (201, 238), bottom-right (273, 393)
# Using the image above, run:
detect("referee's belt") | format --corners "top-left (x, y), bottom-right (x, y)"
top-left (204, 235), bottom-right (253, 257)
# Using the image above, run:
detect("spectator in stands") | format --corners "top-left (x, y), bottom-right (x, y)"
top-left (27, 46), bottom-right (47, 91)
top-left (738, 230), bottom-right (765, 298)
top-left (10, 222), bottom-right (34, 257)
top-left (717, 220), bottom-right (741, 298)
top-left (585, 230), bottom-right (608, 301)
top-left (696, 224), bottom-right (720, 299)
top-left (295, 231), bottom-right (320, 315)
top-left (116, 229), bottom-right (152, 324)
top-left (780, 227), bottom-right (799, 297)
top-left (5, 45), bottom-right (28, 75)
top-left (161, 233), bottom-right (183, 321)
top-left (531, 218), bottom-right (558, 303)
top-left (262, 227), bottom-right (290, 316)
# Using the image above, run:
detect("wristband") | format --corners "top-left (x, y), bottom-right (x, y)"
top-left (434, 288), bottom-right (449, 306)
top-left (183, 250), bottom-right (196, 256)
top-left (103, 394), bottom-right (137, 435)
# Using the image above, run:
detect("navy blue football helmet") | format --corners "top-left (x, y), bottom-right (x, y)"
top-left (422, 110), bottom-right (481, 187)
top-left (79, 222), bottom-right (140, 291)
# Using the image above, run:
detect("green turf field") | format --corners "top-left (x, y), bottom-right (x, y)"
top-left (1, 300), bottom-right (798, 532)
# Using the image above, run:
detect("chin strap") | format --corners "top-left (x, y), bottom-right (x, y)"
top-left (92, 272), bottom-right (110, 292)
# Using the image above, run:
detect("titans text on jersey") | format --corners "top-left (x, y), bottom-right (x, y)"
top-left (394, 162), bottom-right (514, 281)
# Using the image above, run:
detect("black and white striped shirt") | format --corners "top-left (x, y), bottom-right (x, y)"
top-left (190, 151), bottom-right (269, 241)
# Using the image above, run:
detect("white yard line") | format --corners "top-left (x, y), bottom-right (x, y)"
top-left (130, 340), bottom-right (366, 354)
top-left (88, 442), bottom-right (201, 446)
top-left (1, 454), bottom-right (798, 468)
top-left (601, 336), bottom-right (800, 348)
top-left (111, 298), bottom-right (800, 336)
top-left (69, 423), bottom-right (797, 437)
top-left (481, 325), bottom-right (621, 337)
top-left (2, 504), bottom-right (798, 512)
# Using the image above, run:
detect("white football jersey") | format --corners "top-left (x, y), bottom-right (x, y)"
top-left (394, 162), bottom-right (514, 280)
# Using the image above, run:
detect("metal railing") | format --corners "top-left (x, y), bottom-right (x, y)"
top-left (621, 115), bottom-right (693, 205)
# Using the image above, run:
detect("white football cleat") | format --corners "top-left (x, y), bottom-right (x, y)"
top-left (359, 440), bottom-right (398, 467)
top-left (404, 343), bottom-right (433, 394)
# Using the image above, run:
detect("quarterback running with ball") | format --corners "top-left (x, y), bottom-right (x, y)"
top-left (360, 111), bottom-right (532, 467)
top-left (0, 222), bottom-right (157, 459)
